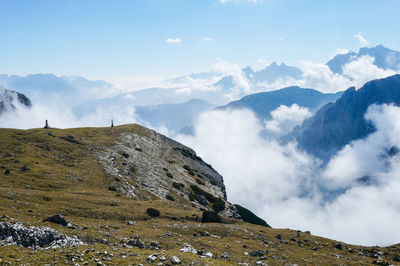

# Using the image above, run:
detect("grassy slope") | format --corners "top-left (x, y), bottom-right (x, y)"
top-left (0, 124), bottom-right (399, 265)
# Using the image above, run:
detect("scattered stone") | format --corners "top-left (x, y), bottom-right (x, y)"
top-left (165, 232), bottom-right (172, 237)
top-left (275, 234), bottom-right (283, 240)
top-left (21, 165), bottom-right (30, 172)
top-left (250, 250), bottom-right (268, 258)
top-left (200, 231), bottom-right (211, 237)
top-left (179, 243), bottom-right (197, 254)
top-left (159, 255), bottom-right (166, 261)
top-left (127, 220), bottom-right (136, 226)
top-left (393, 254), bottom-right (400, 262)
top-left (147, 253), bottom-right (158, 263)
top-left (4, 169), bottom-right (10, 175)
top-left (132, 238), bottom-right (145, 249)
top-left (171, 255), bottom-right (181, 264)
top-left (333, 242), bottom-right (343, 250)
top-left (150, 241), bottom-right (161, 250)
top-left (203, 252), bottom-right (213, 258)
top-left (221, 252), bottom-right (229, 259)
top-left (0, 221), bottom-right (83, 249)
top-left (43, 214), bottom-right (71, 227)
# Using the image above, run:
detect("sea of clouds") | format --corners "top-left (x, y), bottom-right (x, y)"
top-left (177, 104), bottom-right (400, 246)
top-left (1, 54), bottom-right (400, 246)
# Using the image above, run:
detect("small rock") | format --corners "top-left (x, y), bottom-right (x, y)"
top-left (200, 231), bottom-right (211, 237)
top-left (43, 214), bottom-right (71, 227)
top-left (393, 254), bottom-right (400, 262)
top-left (275, 234), bottom-right (282, 240)
top-left (21, 165), bottom-right (30, 172)
top-left (147, 253), bottom-right (158, 263)
top-left (127, 220), bottom-right (136, 226)
top-left (171, 256), bottom-right (181, 264)
top-left (179, 243), bottom-right (197, 254)
top-left (250, 250), bottom-right (268, 258)
top-left (203, 252), bottom-right (213, 258)
top-left (221, 252), bottom-right (229, 259)
top-left (333, 242), bottom-right (343, 250)
top-left (150, 241), bottom-right (161, 250)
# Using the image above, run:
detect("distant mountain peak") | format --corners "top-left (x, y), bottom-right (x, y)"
top-left (327, 45), bottom-right (400, 74)
top-left (295, 74), bottom-right (400, 161)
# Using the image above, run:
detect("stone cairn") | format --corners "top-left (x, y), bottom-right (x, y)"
top-left (43, 120), bottom-right (50, 129)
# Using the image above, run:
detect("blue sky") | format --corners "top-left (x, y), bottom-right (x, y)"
top-left (1, 0), bottom-right (400, 80)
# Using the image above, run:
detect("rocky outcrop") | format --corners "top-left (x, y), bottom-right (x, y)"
top-left (94, 126), bottom-right (240, 219)
top-left (0, 221), bottom-right (83, 249)
top-left (0, 88), bottom-right (31, 115)
top-left (293, 74), bottom-right (400, 161)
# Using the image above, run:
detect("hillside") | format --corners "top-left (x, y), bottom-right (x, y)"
top-left (0, 125), bottom-right (399, 265)
top-left (294, 74), bottom-right (400, 161)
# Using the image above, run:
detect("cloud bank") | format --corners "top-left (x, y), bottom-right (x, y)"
top-left (177, 104), bottom-right (400, 246)
top-left (0, 98), bottom-right (137, 129)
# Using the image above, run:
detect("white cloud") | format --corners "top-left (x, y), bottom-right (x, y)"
top-left (176, 104), bottom-right (400, 246)
top-left (202, 37), bottom-right (214, 42)
top-left (212, 58), bottom-right (252, 99)
top-left (265, 104), bottom-right (312, 135)
top-left (342, 55), bottom-right (397, 88)
top-left (0, 97), bottom-right (137, 129)
top-left (335, 48), bottom-right (350, 55)
top-left (166, 38), bottom-right (182, 43)
top-left (251, 56), bottom-right (399, 94)
top-left (354, 32), bottom-right (369, 46)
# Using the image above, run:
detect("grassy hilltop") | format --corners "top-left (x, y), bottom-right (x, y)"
top-left (0, 124), bottom-right (399, 265)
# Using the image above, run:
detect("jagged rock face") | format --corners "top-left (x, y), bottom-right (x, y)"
top-left (0, 222), bottom-right (83, 249)
top-left (294, 74), bottom-right (400, 161)
top-left (94, 127), bottom-right (240, 219)
top-left (0, 88), bottom-right (31, 114)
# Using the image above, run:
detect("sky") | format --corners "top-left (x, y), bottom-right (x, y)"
top-left (1, 0), bottom-right (400, 82)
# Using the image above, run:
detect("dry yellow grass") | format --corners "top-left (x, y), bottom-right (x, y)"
top-left (0, 125), bottom-right (399, 265)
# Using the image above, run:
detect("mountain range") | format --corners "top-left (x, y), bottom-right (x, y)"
top-left (293, 74), bottom-right (400, 161)
top-left (327, 45), bottom-right (400, 74)
top-left (218, 86), bottom-right (343, 121)
top-left (136, 99), bottom-right (216, 133)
